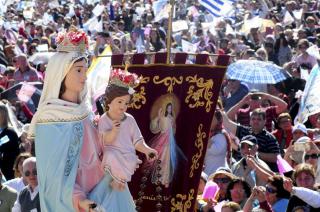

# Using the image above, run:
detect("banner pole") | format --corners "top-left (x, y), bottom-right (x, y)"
top-left (166, 0), bottom-right (175, 64)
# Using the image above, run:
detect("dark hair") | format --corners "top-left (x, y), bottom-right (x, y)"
top-left (226, 178), bottom-right (251, 201)
top-left (251, 108), bottom-right (266, 120)
top-left (104, 84), bottom-right (131, 111)
top-left (13, 152), bottom-right (32, 178)
top-left (164, 103), bottom-right (173, 117)
top-left (0, 104), bottom-right (9, 128)
top-left (274, 33), bottom-right (289, 53)
top-left (59, 57), bottom-right (87, 99)
top-left (267, 175), bottom-right (291, 199)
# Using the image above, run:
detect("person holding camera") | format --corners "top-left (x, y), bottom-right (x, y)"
top-left (227, 91), bottom-right (288, 132)
top-left (232, 135), bottom-right (273, 188)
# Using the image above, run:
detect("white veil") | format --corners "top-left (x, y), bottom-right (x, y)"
top-left (28, 51), bottom-right (91, 138)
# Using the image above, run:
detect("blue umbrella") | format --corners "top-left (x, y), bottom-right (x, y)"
top-left (226, 60), bottom-right (290, 84)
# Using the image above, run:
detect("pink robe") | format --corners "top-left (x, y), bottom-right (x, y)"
top-left (99, 112), bottom-right (143, 182)
top-left (73, 116), bottom-right (105, 212)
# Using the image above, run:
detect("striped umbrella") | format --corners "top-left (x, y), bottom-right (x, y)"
top-left (226, 60), bottom-right (290, 84)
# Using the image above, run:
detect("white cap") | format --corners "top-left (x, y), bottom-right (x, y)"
top-left (292, 123), bottom-right (307, 135)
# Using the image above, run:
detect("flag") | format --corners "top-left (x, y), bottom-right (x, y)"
top-left (295, 65), bottom-right (320, 124)
top-left (199, 0), bottom-right (235, 17)
top-left (152, 0), bottom-right (168, 15)
top-left (87, 45), bottom-right (112, 109)
top-left (154, 3), bottom-right (171, 22)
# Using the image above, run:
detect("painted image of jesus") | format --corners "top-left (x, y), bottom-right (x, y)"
top-left (144, 94), bottom-right (186, 188)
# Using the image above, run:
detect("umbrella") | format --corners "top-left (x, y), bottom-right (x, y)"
top-left (226, 60), bottom-right (290, 84)
top-left (28, 52), bottom-right (55, 65)
top-left (0, 82), bottom-right (43, 113)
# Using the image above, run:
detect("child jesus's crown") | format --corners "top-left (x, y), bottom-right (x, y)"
top-left (109, 69), bottom-right (139, 93)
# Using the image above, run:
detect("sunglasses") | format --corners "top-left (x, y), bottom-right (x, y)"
top-left (266, 186), bottom-right (277, 193)
top-left (304, 154), bottom-right (319, 160)
top-left (214, 178), bottom-right (230, 184)
top-left (24, 169), bottom-right (37, 177)
top-left (230, 188), bottom-right (245, 194)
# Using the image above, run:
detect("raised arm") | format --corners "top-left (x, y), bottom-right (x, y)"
top-left (259, 92), bottom-right (288, 114)
top-left (222, 110), bottom-right (238, 135)
top-left (227, 93), bottom-right (251, 121)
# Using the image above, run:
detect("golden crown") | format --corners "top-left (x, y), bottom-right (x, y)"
top-left (109, 69), bottom-right (139, 93)
top-left (56, 27), bottom-right (88, 53)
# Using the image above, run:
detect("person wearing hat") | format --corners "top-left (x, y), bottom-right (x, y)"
top-left (232, 135), bottom-right (272, 188)
top-left (208, 167), bottom-right (236, 203)
top-left (282, 123), bottom-right (310, 166)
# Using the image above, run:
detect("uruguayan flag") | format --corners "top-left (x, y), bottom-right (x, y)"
top-left (200, 0), bottom-right (236, 17)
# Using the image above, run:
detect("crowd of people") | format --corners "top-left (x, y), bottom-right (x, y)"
top-left (0, 0), bottom-right (320, 211)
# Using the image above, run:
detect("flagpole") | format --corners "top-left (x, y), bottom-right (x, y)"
top-left (166, 0), bottom-right (175, 64)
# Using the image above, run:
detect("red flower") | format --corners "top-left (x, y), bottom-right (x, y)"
top-left (111, 69), bottom-right (139, 86)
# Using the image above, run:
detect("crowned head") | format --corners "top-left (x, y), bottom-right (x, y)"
top-left (104, 69), bottom-right (139, 110)
top-left (56, 26), bottom-right (89, 54)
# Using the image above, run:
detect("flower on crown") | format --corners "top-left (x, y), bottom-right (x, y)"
top-left (56, 26), bottom-right (89, 53)
top-left (109, 69), bottom-right (139, 94)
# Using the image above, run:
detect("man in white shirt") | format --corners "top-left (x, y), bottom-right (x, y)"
top-left (12, 157), bottom-right (40, 212)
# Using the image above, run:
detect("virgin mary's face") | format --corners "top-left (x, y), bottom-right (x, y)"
top-left (64, 59), bottom-right (88, 96)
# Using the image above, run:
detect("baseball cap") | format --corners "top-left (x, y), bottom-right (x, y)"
top-left (292, 123), bottom-right (307, 135)
top-left (240, 135), bottom-right (258, 146)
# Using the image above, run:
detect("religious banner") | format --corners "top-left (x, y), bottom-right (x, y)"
top-left (123, 64), bottom-right (226, 211)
